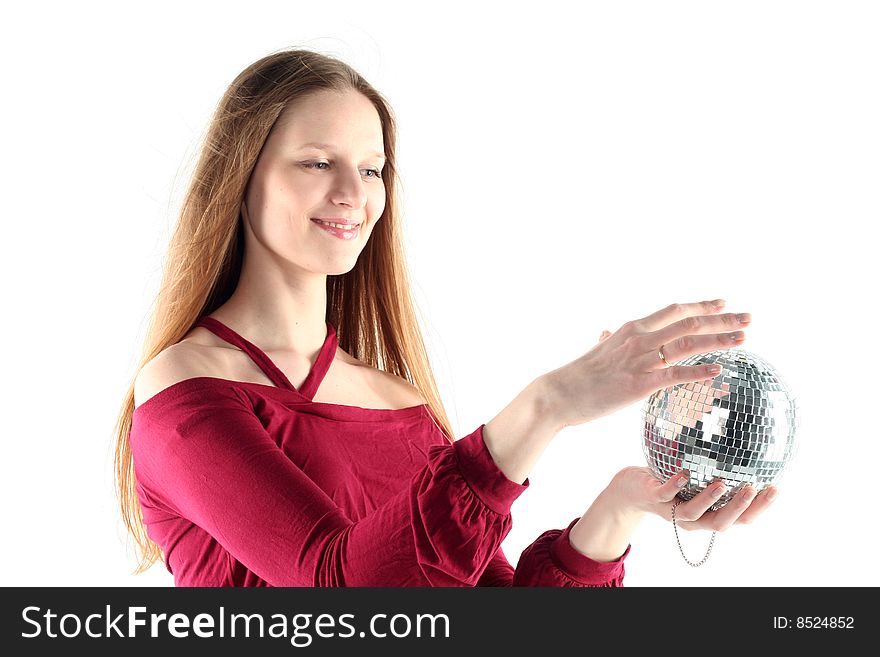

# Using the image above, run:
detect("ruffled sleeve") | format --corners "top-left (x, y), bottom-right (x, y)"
top-left (130, 382), bottom-right (530, 587)
top-left (511, 519), bottom-right (629, 587)
top-left (474, 524), bottom-right (629, 588)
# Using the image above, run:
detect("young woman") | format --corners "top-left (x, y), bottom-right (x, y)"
top-left (113, 49), bottom-right (775, 587)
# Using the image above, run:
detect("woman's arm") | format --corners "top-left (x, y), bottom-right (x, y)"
top-left (481, 376), bottom-right (561, 485)
top-left (568, 490), bottom-right (644, 563)
top-left (483, 299), bottom-right (749, 486)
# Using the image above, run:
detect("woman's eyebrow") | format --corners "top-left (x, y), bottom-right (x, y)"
top-left (297, 142), bottom-right (386, 161)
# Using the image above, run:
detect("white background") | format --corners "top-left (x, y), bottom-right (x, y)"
top-left (2, 0), bottom-right (877, 587)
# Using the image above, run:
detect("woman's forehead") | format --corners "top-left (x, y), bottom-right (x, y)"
top-left (272, 90), bottom-right (383, 144)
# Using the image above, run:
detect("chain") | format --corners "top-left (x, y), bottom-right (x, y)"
top-left (671, 499), bottom-right (716, 567)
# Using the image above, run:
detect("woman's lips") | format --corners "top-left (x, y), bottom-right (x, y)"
top-left (311, 218), bottom-right (360, 240)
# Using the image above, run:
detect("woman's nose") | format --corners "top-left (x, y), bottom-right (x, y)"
top-left (330, 167), bottom-right (368, 209)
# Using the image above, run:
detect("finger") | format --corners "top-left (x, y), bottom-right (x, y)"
top-left (632, 299), bottom-right (726, 333)
top-left (734, 486), bottom-right (779, 525)
top-left (598, 329), bottom-right (612, 342)
top-left (651, 311), bottom-right (752, 351)
top-left (705, 484), bottom-right (758, 531)
top-left (672, 479), bottom-right (728, 523)
top-left (654, 330), bottom-right (747, 366)
top-left (657, 470), bottom-right (690, 502)
top-left (657, 361), bottom-right (727, 387)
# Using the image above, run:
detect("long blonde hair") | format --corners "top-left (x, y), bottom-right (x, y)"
top-left (113, 48), bottom-right (455, 575)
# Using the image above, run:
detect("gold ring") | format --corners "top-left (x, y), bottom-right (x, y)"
top-left (658, 344), bottom-right (672, 367)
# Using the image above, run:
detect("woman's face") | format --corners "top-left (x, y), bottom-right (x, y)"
top-left (242, 88), bottom-right (387, 276)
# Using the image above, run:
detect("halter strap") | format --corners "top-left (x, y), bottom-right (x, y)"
top-left (195, 316), bottom-right (337, 400)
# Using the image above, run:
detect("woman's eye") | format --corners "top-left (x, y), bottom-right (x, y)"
top-left (302, 161), bottom-right (382, 179)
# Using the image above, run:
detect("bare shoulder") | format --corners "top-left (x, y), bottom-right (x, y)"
top-left (331, 349), bottom-right (427, 409)
top-left (372, 366), bottom-right (429, 408)
top-left (134, 341), bottom-right (213, 409)
top-left (134, 327), bottom-right (428, 411)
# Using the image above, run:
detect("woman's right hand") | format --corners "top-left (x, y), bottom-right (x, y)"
top-left (541, 299), bottom-right (751, 429)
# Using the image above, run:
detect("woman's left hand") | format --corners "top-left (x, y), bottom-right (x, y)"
top-left (607, 466), bottom-right (779, 530)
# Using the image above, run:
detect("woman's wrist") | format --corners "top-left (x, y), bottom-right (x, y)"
top-left (568, 487), bottom-right (645, 562)
top-left (481, 376), bottom-right (562, 485)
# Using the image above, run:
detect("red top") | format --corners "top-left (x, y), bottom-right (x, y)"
top-left (129, 316), bottom-right (630, 587)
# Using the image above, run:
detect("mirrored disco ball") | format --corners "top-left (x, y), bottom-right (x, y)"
top-left (641, 348), bottom-right (798, 510)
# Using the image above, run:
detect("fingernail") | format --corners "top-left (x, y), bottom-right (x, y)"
top-left (712, 484), bottom-right (726, 497)
top-left (676, 475), bottom-right (688, 488)
top-left (712, 299), bottom-right (725, 309)
top-left (738, 313), bottom-right (751, 324)
top-left (742, 486), bottom-right (756, 503)
top-left (708, 365), bottom-right (722, 375)
top-left (766, 487), bottom-right (778, 502)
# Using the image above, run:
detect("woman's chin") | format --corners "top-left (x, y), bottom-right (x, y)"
top-left (324, 257), bottom-right (360, 277)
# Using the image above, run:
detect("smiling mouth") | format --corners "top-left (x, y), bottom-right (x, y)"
top-left (311, 219), bottom-right (361, 240)
top-left (311, 218), bottom-right (362, 229)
